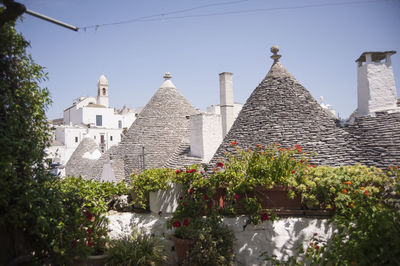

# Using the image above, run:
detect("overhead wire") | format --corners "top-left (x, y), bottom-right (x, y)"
top-left (79, 0), bottom-right (249, 31)
top-left (78, 0), bottom-right (380, 31)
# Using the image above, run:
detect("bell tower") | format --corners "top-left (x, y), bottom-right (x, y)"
top-left (97, 74), bottom-right (109, 107)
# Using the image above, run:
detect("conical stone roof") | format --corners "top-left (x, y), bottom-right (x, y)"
top-left (211, 46), bottom-right (354, 166)
top-left (114, 73), bottom-right (199, 177)
top-left (65, 137), bottom-right (101, 179)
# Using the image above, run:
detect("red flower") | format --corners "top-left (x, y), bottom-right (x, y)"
top-left (364, 190), bottom-right (369, 197)
top-left (314, 244), bottom-right (319, 250)
top-left (172, 221), bottom-right (181, 228)
top-left (312, 165), bottom-right (317, 168)
top-left (342, 189), bottom-right (348, 194)
top-left (234, 194), bottom-right (239, 200)
top-left (87, 228), bottom-right (93, 235)
top-left (175, 169), bottom-right (182, 174)
top-left (306, 187), bottom-right (310, 191)
top-left (183, 218), bottom-right (189, 226)
top-left (216, 162), bottom-right (224, 168)
top-left (256, 144), bottom-right (263, 149)
top-left (186, 169), bottom-right (197, 173)
top-left (83, 210), bottom-right (95, 222)
top-left (291, 170), bottom-right (296, 174)
top-left (204, 194), bottom-right (209, 200)
top-left (313, 232), bottom-right (318, 236)
top-left (261, 213), bottom-right (269, 221)
top-left (183, 202), bottom-right (187, 206)
top-left (295, 144), bottom-right (302, 152)
top-left (230, 141), bottom-right (237, 146)
top-left (189, 188), bottom-right (194, 194)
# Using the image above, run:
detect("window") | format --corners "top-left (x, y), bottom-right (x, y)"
top-left (110, 136), bottom-right (113, 141)
top-left (102, 88), bottom-right (106, 95)
top-left (75, 137), bottom-right (78, 143)
top-left (118, 120), bottom-right (122, 129)
top-left (96, 115), bottom-right (102, 126)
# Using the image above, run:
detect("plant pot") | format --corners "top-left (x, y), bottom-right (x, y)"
top-left (66, 254), bottom-right (108, 266)
top-left (149, 183), bottom-right (183, 214)
top-left (171, 235), bottom-right (195, 264)
top-left (255, 186), bottom-right (302, 210)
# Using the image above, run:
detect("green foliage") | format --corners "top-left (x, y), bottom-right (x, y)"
top-left (106, 230), bottom-right (166, 266)
top-left (183, 217), bottom-right (235, 266)
top-left (0, 16), bottom-right (62, 263)
top-left (54, 177), bottom-right (129, 260)
top-left (131, 168), bottom-right (176, 208)
top-left (261, 164), bottom-right (400, 265)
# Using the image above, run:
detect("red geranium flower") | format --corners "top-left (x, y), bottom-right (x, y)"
top-left (176, 169), bottom-right (182, 174)
top-left (291, 170), bottom-right (296, 174)
top-left (306, 187), bottom-right (310, 191)
top-left (189, 188), bottom-right (194, 194)
top-left (256, 144), bottom-right (263, 149)
top-left (172, 221), bottom-right (181, 228)
top-left (230, 141), bottom-right (237, 146)
top-left (234, 194), bottom-right (239, 200)
top-left (314, 244), bottom-right (319, 250)
top-left (216, 162), bottom-right (224, 168)
top-left (183, 218), bottom-right (189, 226)
top-left (295, 144), bottom-right (302, 152)
top-left (364, 190), bottom-right (369, 197)
top-left (261, 213), bottom-right (269, 221)
top-left (83, 210), bottom-right (95, 222)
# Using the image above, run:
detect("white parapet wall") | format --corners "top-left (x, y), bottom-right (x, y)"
top-left (108, 212), bottom-right (334, 266)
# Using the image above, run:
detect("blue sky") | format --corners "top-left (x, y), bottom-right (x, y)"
top-left (14, 0), bottom-right (400, 120)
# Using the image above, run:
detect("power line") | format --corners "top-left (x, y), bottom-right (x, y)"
top-left (78, 0), bottom-right (379, 31)
top-left (79, 0), bottom-right (248, 31)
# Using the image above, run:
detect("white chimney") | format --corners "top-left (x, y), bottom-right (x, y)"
top-left (356, 51), bottom-right (397, 116)
top-left (219, 72), bottom-right (235, 137)
top-left (190, 113), bottom-right (222, 163)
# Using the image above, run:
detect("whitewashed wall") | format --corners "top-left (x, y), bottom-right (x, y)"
top-left (107, 212), bottom-right (334, 266)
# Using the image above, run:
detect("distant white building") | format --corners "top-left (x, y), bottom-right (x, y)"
top-left (46, 74), bottom-right (137, 172)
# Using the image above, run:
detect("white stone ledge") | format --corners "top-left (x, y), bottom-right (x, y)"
top-left (107, 212), bottom-right (334, 266)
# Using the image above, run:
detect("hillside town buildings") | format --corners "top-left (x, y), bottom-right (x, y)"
top-left (46, 74), bottom-right (137, 175)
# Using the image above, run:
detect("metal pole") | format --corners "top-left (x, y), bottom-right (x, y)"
top-left (142, 146), bottom-right (146, 170)
top-left (25, 8), bottom-right (78, 31)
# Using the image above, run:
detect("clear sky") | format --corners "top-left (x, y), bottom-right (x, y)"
top-left (14, 0), bottom-right (400, 120)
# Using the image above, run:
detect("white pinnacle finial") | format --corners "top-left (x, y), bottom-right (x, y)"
top-left (163, 72), bottom-right (172, 80)
top-left (270, 45), bottom-right (282, 63)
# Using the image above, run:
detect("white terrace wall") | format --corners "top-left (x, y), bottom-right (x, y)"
top-left (108, 211), bottom-right (334, 266)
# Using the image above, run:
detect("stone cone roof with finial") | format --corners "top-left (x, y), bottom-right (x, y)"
top-left (211, 46), bottom-right (355, 166)
top-left (100, 73), bottom-right (199, 179)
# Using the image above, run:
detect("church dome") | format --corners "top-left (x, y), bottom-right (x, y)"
top-left (98, 74), bottom-right (108, 85)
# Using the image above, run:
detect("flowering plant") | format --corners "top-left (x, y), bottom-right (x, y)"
top-left (210, 143), bottom-right (311, 224)
top-left (56, 177), bottom-right (111, 259)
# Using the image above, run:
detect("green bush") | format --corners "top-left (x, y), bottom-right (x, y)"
top-left (0, 15), bottom-right (62, 264)
top-left (183, 217), bottom-right (235, 266)
top-left (53, 177), bottom-right (129, 262)
top-left (106, 230), bottom-right (166, 266)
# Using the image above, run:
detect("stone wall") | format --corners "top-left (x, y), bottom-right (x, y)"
top-left (108, 211), bottom-right (334, 266)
